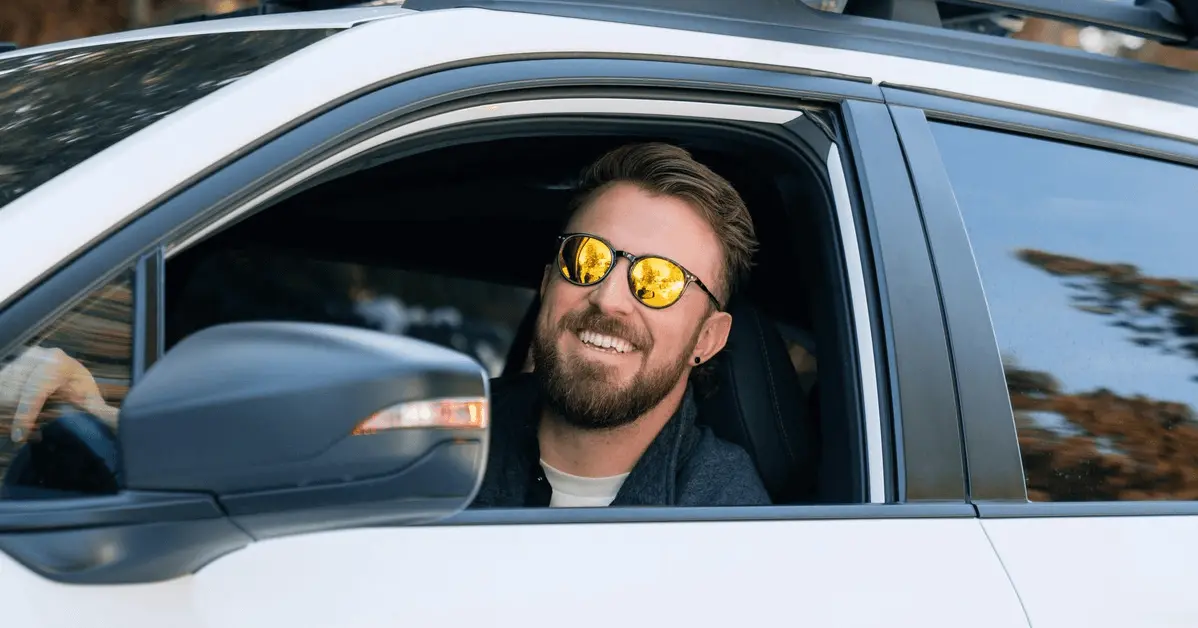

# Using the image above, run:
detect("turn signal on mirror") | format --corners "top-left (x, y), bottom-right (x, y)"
top-left (351, 397), bottom-right (488, 435)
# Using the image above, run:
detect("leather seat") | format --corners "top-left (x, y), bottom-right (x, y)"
top-left (692, 299), bottom-right (818, 504)
top-left (503, 298), bottom-right (818, 505)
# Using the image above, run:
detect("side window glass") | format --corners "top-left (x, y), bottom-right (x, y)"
top-left (0, 269), bottom-right (133, 499)
top-left (167, 251), bottom-right (536, 378)
top-left (932, 122), bottom-right (1198, 502)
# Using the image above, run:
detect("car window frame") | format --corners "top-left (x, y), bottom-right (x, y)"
top-left (0, 57), bottom-right (966, 533)
top-left (889, 85), bottom-right (1198, 517)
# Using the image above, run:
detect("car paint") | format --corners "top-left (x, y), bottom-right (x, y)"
top-left (3, 518), bottom-right (1030, 628)
top-left (982, 516), bottom-right (1198, 627)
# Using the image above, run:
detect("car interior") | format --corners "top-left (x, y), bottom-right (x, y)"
top-left (157, 113), bottom-right (870, 506)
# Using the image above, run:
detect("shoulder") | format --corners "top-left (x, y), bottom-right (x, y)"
top-left (676, 426), bottom-right (772, 507)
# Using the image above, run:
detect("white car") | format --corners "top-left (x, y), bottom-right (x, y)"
top-left (1, 0), bottom-right (1196, 626)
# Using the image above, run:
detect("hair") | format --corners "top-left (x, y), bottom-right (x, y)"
top-left (567, 142), bottom-right (759, 303)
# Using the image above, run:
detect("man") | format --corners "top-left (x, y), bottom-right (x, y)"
top-left (470, 142), bottom-right (770, 508)
top-left (1, 142), bottom-right (770, 508)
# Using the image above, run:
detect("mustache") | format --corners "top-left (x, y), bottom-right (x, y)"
top-left (559, 305), bottom-right (650, 351)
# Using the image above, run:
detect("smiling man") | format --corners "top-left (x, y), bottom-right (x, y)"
top-left (470, 143), bottom-right (772, 509)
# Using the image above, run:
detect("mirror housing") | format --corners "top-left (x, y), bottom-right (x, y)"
top-left (119, 321), bottom-right (490, 539)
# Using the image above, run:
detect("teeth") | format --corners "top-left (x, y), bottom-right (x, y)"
top-left (579, 330), bottom-right (633, 354)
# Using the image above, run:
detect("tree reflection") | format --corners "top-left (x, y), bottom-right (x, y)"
top-left (1012, 248), bottom-right (1198, 501)
top-left (0, 29), bottom-right (332, 209)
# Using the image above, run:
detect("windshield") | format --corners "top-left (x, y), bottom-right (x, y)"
top-left (0, 29), bottom-right (336, 210)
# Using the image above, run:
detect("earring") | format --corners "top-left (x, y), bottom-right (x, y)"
top-left (694, 356), bottom-right (701, 365)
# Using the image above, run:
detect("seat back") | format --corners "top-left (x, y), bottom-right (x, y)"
top-left (693, 300), bottom-right (818, 503)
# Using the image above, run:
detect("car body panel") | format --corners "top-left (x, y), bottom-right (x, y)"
top-left (2, 517), bottom-right (1030, 628)
top-left (983, 516), bottom-right (1198, 628)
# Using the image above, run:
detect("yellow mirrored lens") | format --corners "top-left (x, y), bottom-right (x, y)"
top-left (630, 257), bottom-right (687, 307)
top-left (560, 236), bottom-right (613, 285)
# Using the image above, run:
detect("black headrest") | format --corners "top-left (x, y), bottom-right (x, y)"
top-left (694, 301), bottom-right (817, 504)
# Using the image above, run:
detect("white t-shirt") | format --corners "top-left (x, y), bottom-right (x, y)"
top-left (540, 459), bottom-right (630, 507)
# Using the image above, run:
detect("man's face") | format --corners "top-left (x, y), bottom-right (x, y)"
top-left (531, 182), bottom-right (732, 430)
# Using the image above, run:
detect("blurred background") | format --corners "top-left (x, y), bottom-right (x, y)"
top-left (3, 0), bottom-right (1198, 70)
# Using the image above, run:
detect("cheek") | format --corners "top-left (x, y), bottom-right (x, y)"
top-left (538, 284), bottom-right (582, 336)
top-left (542, 279), bottom-right (586, 312)
top-left (644, 315), bottom-right (696, 361)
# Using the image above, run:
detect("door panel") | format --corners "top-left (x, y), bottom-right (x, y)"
top-left (983, 517), bottom-right (1198, 627)
top-left (4, 518), bottom-right (1028, 627)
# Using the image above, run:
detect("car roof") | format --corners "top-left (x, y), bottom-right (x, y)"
top-left (2, 1), bottom-right (1195, 108)
top-left (396, 0), bottom-right (1198, 109)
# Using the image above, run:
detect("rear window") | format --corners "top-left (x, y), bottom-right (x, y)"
top-left (0, 29), bottom-right (336, 210)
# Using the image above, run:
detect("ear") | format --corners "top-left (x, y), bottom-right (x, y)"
top-left (692, 310), bottom-right (733, 365)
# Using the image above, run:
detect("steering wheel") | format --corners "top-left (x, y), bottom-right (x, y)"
top-left (1, 410), bottom-right (121, 499)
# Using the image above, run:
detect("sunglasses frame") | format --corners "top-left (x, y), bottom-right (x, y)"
top-left (555, 232), bottom-right (723, 311)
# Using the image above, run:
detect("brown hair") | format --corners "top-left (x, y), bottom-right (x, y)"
top-left (568, 142), bottom-right (758, 302)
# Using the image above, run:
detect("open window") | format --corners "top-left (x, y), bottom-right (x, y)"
top-left (0, 96), bottom-right (879, 512)
top-left (159, 108), bottom-right (870, 507)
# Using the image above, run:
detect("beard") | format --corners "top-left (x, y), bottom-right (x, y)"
top-left (531, 304), bottom-right (699, 431)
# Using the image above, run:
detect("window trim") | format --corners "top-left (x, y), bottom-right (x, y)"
top-left (888, 105), bottom-right (1025, 503)
top-left (840, 100), bottom-right (966, 503)
top-left (977, 502), bottom-right (1198, 518)
top-left (882, 85), bottom-right (1198, 168)
top-left (0, 58), bottom-right (959, 532)
top-left (894, 95), bottom-right (1198, 516)
top-left (440, 503), bottom-right (977, 526)
top-left (132, 248), bottom-right (165, 381)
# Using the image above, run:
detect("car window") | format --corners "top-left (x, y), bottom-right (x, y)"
top-left (0, 268), bottom-right (132, 498)
top-left (0, 29), bottom-right (335, 210)
top-left (932, 122), bottom-right (1198, 502)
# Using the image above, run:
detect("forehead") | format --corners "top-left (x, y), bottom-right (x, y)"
top-left (566, 183), bottom-right (722, 282)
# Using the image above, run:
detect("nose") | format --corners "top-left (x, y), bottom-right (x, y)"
top-left (587, 257), bottom-right (636, 316)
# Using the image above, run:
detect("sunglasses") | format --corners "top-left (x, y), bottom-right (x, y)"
top-left (555, 232), bottom-right (722, 311)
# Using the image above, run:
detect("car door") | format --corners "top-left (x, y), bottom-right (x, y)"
top-left (888, 87), bottom-right (1198, 627)
top-left (0, 9), bottom-right (1028, 628)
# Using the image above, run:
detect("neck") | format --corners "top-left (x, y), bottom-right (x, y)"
top-left (538, 378), bottom-right (689, 478)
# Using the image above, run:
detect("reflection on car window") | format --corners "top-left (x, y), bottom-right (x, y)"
top-left (933, 122), bottom-right (1198, 502)
top-left (0, 29), bottom-right (335, 210)
top-left (0, 269), bottom-right (132, 499)
top-left (168, 250), bottom-right (538, 378)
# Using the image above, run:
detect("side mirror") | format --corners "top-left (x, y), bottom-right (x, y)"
top-left (0, 321), bottom-right (490, 584)
top-left (119, 321), bottom-right (490, 539)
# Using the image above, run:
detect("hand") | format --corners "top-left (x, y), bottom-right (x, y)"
top-left (0, 347), bottom-right (118, 444)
